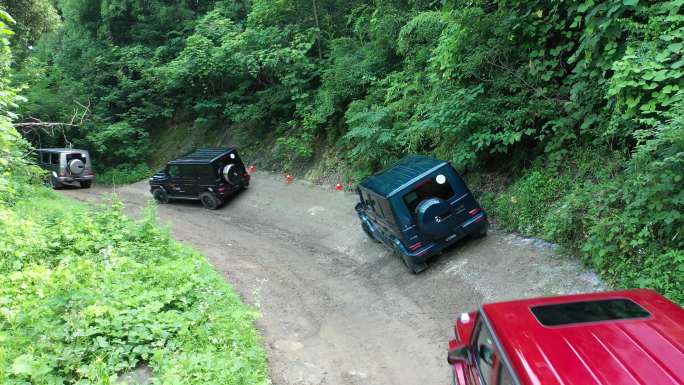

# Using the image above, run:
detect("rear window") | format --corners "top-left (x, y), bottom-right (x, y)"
top-left (531, 298), bottom-right (651, 326)
top-left (66, 153), bottom-right (87, 164)
top-left (403, 176), bottom-right (455, 213)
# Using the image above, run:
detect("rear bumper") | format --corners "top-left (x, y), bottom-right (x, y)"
top-left (358, 209), bottom-right (488, 265)
top-left (56, 175), bottom-right (95, 182)
top-left (403, 213), bottom-right (488, 263)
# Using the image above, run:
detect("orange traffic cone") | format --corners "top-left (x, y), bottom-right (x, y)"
top-left (286, 174), bottom-right (294, 184)
top-left (248, 165), bottom-right (256, 173)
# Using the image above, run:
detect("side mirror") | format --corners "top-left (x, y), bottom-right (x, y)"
top-left (447, 339), bottom-right (469, 365)
top-left (478, 344), bottom-right (495, 366)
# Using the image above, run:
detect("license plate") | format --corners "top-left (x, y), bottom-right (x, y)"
top-left (445, 234), bottom-right (457, 242)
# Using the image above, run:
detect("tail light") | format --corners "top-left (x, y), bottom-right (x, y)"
top-left (408, 242), bottom-right (423, 251)
top-left (468, 208), bottom-right (481, 216)
top-left (218, 186), bottom-right (226, 193)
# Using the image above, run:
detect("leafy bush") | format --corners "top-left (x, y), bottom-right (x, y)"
top-left (0, 194), bottom-right (269, 384)
top-left (86, 122), bottom-right (151, 169)
top-left (486, 102), bottom-right (684, 303)
top-left (484, 170), bottom-right (571, 236)
top-left (2, 9), bottom-right (269, 385)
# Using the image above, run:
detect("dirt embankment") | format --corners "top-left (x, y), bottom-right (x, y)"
top-left (62, 172), bottom-right (604, 385)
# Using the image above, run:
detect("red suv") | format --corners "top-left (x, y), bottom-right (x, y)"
top-left (448, 289), bottom-right (684, 385)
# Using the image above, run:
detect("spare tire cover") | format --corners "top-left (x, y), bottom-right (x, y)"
top-left (415, 198), bottom-right (454, 239)
top-left (222, 163), bottom-right (241, 184)
top-left (68, 159), bottom-right (85, 175)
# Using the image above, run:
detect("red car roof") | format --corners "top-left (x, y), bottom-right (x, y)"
top-left (482, 289), bottom-right (684, 385)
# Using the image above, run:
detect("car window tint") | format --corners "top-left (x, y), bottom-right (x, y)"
top-left (531, 298), bottom-right (651, 326)
top-left (403, 177), bottom-right (455, 213)
top-left (66, 153), bottom-right (86, 164)
top-left (192, 165), bottom-right (212, 178)
top-left (475, 323), bottom-right (497, 385)
top-left (378, 199), bottom-right (396, 225)
top-left (50, 153), bottom-right (60, 164)
top-left (168, 165), bottom-right (180, 178)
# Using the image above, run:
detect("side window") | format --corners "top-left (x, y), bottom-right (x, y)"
top-left (365, 192), bottom-right (377, 214)
top-left (378, 199), bottom-right (396, 225)
top-left (499, 366), bottom-right (515, 385)
top-left (168, 165), bottom-right (180, 178)
top-left (182, 165), bottom-right (205, 178)
top-left (50, 153), bottom-right (60, 165)
top-left (474, 323), bottom-right (497, 385)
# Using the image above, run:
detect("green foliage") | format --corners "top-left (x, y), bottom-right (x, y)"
top-left (1, 16), bottom-right (268, 383)
top-left (12, 0), bottom-right (684, 304)
top-left (97, 163), bottom-right (152, 186)
top-left (1, 0), bottom-right (60, 55)
top-left (485, 170), bottom-right (572, 236)
top-left (0, 195), bottom-right (269, 384)
top-left (86, 121), bottom-right (150, 167)
top-left (486, 103), bottom-right (684, 304)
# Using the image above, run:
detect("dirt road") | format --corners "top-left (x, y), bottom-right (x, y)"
top-left (62, 172), bottom-right (604, 385)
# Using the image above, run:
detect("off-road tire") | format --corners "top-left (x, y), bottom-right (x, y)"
top-left (200, 191), bottom-right (221, 210)
top-left (399, 251), bottom-right (428, 275)
top-left (50, 177), bottom-right (63, 190)
top-left (80, 181), bottom-right (92, 189)
top-left (152, 188), bottom-right (169, 204)
top-left (471, 220), bottom-right (489, 239)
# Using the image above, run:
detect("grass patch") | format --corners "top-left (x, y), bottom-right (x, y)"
top-left (0, 185), bottom-right (269, 384)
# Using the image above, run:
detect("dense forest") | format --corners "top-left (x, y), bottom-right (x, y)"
top-left (3, 0), bottom-right (684, 301)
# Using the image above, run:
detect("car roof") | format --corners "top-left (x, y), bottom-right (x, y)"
top-left (168, 148), bottom-right (236, 165)
top-left (37, 148), bottom-right (89, 153)
top-left (482, 289), bottom-right (684, 385)
top-left (359, 155), bottom-right (448, 198)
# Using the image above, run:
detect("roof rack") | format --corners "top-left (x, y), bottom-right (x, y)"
top-left (169, 148), bottom-right (236, 164)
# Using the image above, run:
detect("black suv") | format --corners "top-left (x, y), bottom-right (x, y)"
top-left (149, 148), bottom-right (250, 209)
top-left (356, 155), bottom-right (488, 273)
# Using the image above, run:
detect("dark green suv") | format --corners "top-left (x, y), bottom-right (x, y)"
top-left (356, 155), bottom-right (488, 273)
top-left (149, 148), bottom-right (250, 210)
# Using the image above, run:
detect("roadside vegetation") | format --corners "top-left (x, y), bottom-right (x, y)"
top-left (4, 0), bottom-right (684, 304)
top-left (0, 13), bottom-right (269, 384)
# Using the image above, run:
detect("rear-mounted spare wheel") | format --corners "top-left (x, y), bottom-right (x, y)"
top-left (68, 158), bottom-right (85, 175)
top-left (416, 197), bottom-right (455, 239)
top-left (222, 163), bottom-right (242, 185)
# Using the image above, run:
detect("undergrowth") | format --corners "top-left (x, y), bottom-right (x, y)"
top-left (0, 187), bottom-right (269, 385)
top-left (481, 107), bottom-right (684, 304)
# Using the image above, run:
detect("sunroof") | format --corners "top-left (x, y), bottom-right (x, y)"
top-left (531, 298), bottom-right (651, 326)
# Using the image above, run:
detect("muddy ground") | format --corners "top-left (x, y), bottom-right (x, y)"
top-left (62, 172), bottom-right (604, 385)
